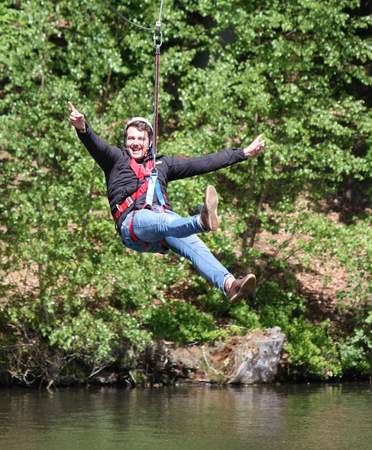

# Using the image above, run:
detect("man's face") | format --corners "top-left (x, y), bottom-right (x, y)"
top-left (126, 126), bottom-right (150, 160)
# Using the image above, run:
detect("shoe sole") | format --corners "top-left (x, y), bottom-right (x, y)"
top-left (230, 274), bottom-right (256, 303)
top-left (205, 185), bottom-right (219, 231)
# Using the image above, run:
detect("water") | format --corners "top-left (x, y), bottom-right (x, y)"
top-left (0, 383), bottom-right (371, 450)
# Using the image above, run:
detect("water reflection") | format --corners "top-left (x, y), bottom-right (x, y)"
top-left (0, 383), bottom-right (371, 450)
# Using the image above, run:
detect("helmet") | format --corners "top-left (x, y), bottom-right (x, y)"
top-left (125, 117), bottom-right (153, 134)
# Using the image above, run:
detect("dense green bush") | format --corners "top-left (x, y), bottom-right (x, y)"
top-left (0, 0), bottom-right (370, 384)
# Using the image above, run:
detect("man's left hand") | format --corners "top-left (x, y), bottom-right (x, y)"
top-left (243, 134), bottom-right (265, 158)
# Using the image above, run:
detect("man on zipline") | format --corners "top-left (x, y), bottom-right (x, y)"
top-left (68, 102), bottom-right (265, 302)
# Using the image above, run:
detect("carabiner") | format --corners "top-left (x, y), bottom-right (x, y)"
top-left (153, 20), bottom-right (163, 48)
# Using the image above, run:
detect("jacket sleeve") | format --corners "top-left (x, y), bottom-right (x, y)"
top-left (76, 123), bottom-right (120, 173)
top-left (166, 148), bottom-right (246, 181)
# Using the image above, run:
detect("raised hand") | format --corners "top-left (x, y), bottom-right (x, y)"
top-left (243, 134), bottom-right (265, 158)
top-left (68, 101), bottom-right (86, 132)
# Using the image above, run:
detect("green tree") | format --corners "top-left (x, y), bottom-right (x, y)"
top-left (0, 0), bottom-right (370, 384)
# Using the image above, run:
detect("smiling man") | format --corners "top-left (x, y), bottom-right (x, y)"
top-left (126, 120), bottom-right (149, 160)
top-left (68, 102), bottom-right (265, 302)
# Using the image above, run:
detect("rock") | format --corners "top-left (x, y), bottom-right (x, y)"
top-left (165, 327), bottom-right (286, 385)
top-left (227, 327), bottom-right (285, 384)
top-left (94, 371), bottom-right (119, 385)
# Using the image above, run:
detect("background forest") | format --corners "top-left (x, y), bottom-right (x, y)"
top-left (0, 0), bottom-right (371, 386)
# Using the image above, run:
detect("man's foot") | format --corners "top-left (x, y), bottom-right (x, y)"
top-left (226, 273), bottom-right (256, 303)
top-left (200, 185), bottom-right (220, 231)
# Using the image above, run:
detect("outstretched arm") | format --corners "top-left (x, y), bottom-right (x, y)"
top-left (167, 135), bottom-right (265, 181)
top-left (68, 101), bottom-right (119, 172)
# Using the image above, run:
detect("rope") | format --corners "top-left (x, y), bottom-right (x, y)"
top-left (151, 0), bottom-right (163, 166)
top-left (152, 45), bottom-right (161, 165)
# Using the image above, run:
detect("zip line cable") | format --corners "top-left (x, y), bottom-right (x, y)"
top-left (109, 4), bottom-right (173, 32)
top-left (157, 0), bottom-right (164, 26)
top-left (108, 4), bottom-right (153, 32)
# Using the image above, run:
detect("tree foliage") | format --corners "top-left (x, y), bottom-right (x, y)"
top-left (0, 0), bottom-right (371, 385)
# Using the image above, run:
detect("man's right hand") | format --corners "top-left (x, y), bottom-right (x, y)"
top-left (68, 101), bottom-right (86, 132)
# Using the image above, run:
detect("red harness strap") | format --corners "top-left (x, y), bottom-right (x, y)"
top-left (113, 180), bottom-right (149, 221)
top-left (128, 215), bottom-right (138, 242)
top-left (129, 213), bottom-right (146, 249)
top-left (113, 158), bottom-right (154, 222)
top-left (130, 158), bottom-right (153, 180)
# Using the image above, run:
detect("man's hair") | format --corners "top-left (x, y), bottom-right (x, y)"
top-left (124, 118), bottom-right (153, 145)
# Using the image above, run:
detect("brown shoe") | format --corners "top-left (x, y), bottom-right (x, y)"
top-left (200, 185), bottom-right (219, 231)
top-left (227, 273), bottom-right (256, 303)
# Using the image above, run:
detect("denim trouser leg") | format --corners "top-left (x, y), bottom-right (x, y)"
top-left (165, 234), bottom-right (231, 292)
top-left (120, 208), bottom-right (232, 292)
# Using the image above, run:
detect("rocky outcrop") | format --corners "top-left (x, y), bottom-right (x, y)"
top-left (139, 327), bottom-right (286, 385)
top-left (32, 328), bottom-right (286, 387)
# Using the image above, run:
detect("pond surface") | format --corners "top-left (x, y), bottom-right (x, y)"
top-left (0, 383), bottom-right (371, 450)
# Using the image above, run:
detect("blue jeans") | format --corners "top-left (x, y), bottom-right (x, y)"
top-left (120, 207), bottom-right (232, 293)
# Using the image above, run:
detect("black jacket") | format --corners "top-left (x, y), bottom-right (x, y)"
top-left (77, 125), bottom-right (246, 230)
